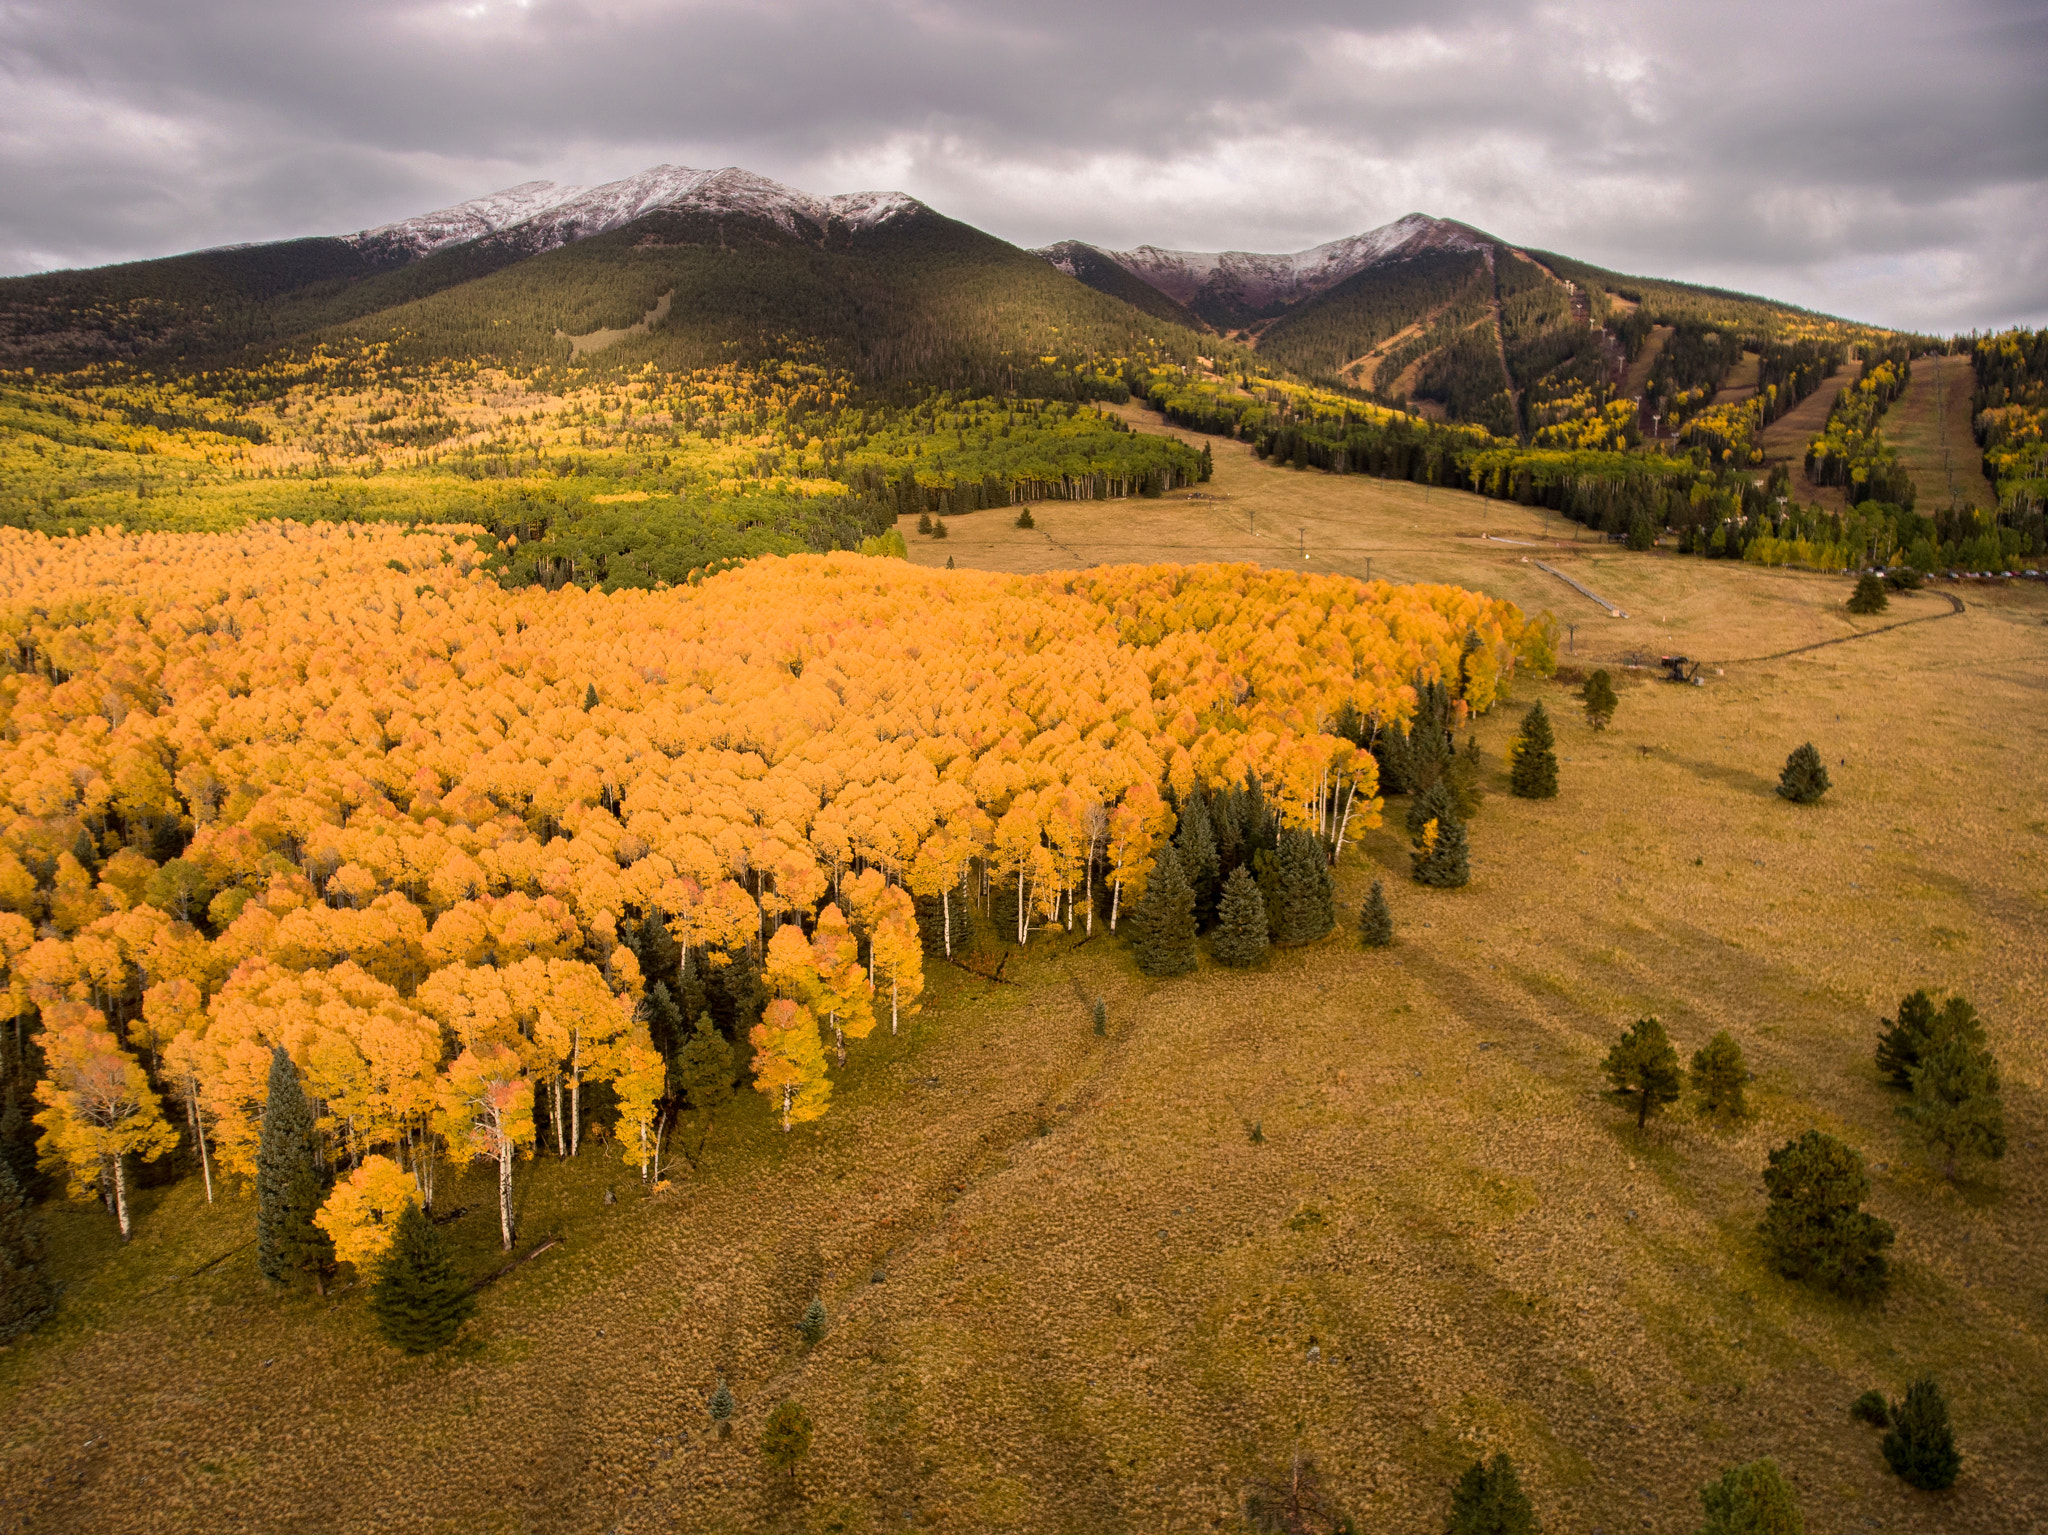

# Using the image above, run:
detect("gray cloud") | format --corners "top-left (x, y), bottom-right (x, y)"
top-left (1, 0), bottom-right (2042, 331)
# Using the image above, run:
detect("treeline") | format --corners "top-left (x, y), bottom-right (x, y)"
top-left (1972, 328), bottom-right (2046, 517)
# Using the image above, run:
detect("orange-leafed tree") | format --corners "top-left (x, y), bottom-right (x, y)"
top-left (315, 1153), bottom-right (420, 1274)
top-left (435, 1042), bottom-right (534, 1251)
top-left (750, 998), bottom-right (830, 1132)
top-left (33, 1008), bottom-right (179, 1239)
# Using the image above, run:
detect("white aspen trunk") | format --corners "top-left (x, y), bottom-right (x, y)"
top-left (833, 1015), bottom-right (845, 1068)
top-left (113, 1153), bottom-right (131, 1240)
top-left (496, 1130), bottom-right (514, 1251)
top-left (1017, 868), bottom-right (1028, 944)
top-left (192, 1096), bottom-right (214, 1204)
top-left (1084, 854), bottom-right (1094, 934)
top-left (552, 1078), bottom-right (565, 1157)
top-left (891, 976), bottom-right (899, 1035)
top-left (570, 1039), bottom-right (582, 1157)
top-left (942, 887), bottom-right (952, 957)
top-left (1110, 876), bottom-right (1123, 932)
top-left (1333, 779), bottom-right (1360, 863)
top-left (780, 1083), bottom-right (794, 1133)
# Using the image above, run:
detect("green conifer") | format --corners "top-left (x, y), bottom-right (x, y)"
top-left (761, 1399), bottom-right (813, 1486)
top-left (1405, 777), bottom-right (1459, 842)
top-left (0, 1156), bottom-right (53, 1343)
top-left (916, 511), bottom-right (933, 535)
top-left (1900, 1030), bottom-right (2006, 1177)
top-left (1603, 1016), bottom-right (1684, 1127)
top-left (1445, 733), bottom-right (1485, 819)
top-left (1697, 1457), bottom-right (1803, 1535)
top-left (1582, 668), bottom-right (1618, 731)
top-left (707, 1377), bottom-right (737, 1437)
top-left (1850, 1389), bottom-right (1891, 1427)
top-left (1691, 1031), bottom-right (1749, 1119)
top-left (1091, 997), bottom-right (1106, 1037)
top-left (1174, 792), bottom-right (1222, 928)
top-left (797, 1296), bottom-right (827, 1345)
top-left (1776, 743), bottom-right (1831, 804)
top-left (1210, 866), bottom-right (1271, 967)
top-left (1014, 508), bottom-right (1035, 529)
top-left (256, 1046), bottom-right (331, 1289)
top-left (1446, 1453), bottom-right (1538, 1535)
top-left (1269, 828), bottom-right (1335, 945)
top-left (369, 1202), bottom-right (475, 1353)
top-left (1881, 1377), bottom-right (1961, 1491)
top-left (674, 1012), bottom-right (735, 1160)
top-left (1128, 844), bottom-right (1199, 977)
top-left (1359, 879), bottom-right (1395, 949)
top-left (582, 683), bottom-right (599, 711)
top-left (1509, 702), bottom-right (1558, 799)
top-left (1410, 794), bottom-right (1471, 889)
top-left (1876, 992), bottom-right (1976, 1090)
top-left (932, 518), bottom-right (948, 540)
top-left (1758, 1130), bottom-right (1894, 1299)
top-left (1847, 573), bottom-right (1890, 614)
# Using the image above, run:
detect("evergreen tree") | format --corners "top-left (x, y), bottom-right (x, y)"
top-left (0, 1082), bottom-right (34, 1189)
top-left (1899, 1030), bottom-right (2006, 1177)
top-left (1603, 1016), bottom-right (1684, 1128)
top-left (1359, 879), bottom-right (1395, 949)
top-left (797, 1296), bottom-right (828, 1345)
top-left (1446, 734), bottom-right (1485, 819)
top-left (1409, 781), bottom-right (1471, 888)
top-left (707, 1377), bottom-right (737, 1438)
top-left (369, 1202), bottom-right (475, 1353)
top-left (1406, 779), bottom-right (1459, 843)
top-left (1092, 997), bottom-right (1107, 1037)
top-left (1691, 1031), bottom-right (1749, 1119)
top-left (1128, 844), bottom-right (1198, 977)
top-left (256, 1047), bottom-right (331, 1290)
top-left (582, 683), bottom-right (599, 711)
top-left (1776, 743), bottom-right (1831, 804)
top-left (1758, 1130), bottom-right (1894, 1299)
top-left (1582, 669), bottom-right (1617, 731)
top-left (1509, 702), bottom-right (1558, 799)
top-left (932, 518), bottom-right (948, 540)
top-left (1881, 1377), bottom-right (1961, 1491)
top-left (1445, 1453), bottom-right (1538, 1535)
top-left (916, 511), bottom-right (932, 535)
top-left (760, 1399), bottom-right (813, 1487)
top-left (0, 1155), bottom-right (53, 1343)
top-left (1847, 573), bottom-right (1889, 614)
top-left (1174, 791), bottom-right (1222, 929)
top-left (1210, 866), bottom-right (1271, 967)
top-left (1014, 508), bottom-right (1035, 529)
top-left (1268, 828), bottom-right (1335, 945)
top-left (1697, 1457), bottom-right (1803, 1535)
top-left (1876, 992), bottom-right (1976, 1090)
top-left (1850, 1390), bottom-right (1891, 1427)
top-left (641, 978), bottom-right (684, 1058)
top-left (674, 1012), bottom-right (736, 1160)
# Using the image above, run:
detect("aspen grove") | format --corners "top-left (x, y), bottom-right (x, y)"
top-left (0, 521), bottom-right (1544, 1252)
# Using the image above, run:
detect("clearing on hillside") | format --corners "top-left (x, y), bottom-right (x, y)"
top-left (1886, 352), bottom-right (1988, 509)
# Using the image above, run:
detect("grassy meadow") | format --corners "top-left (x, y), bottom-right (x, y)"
top-left (2, 415), bottom-right (2045, 1535)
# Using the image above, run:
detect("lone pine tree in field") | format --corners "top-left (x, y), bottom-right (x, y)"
top-left (1211, 866), bottom-right (1270, 967)
top-left (707, 1378), bottom-right (737, 1438)
top-left (1603, 1016), bottom-right (1684, 1127)
top-left (1691, 1031), bottom-right (1749, 1119)
top-left (1876, 991), bottom-right (1977, 1090)
top-left (1697, 1458), bottom-right (1803, 1535)
top-left (1446, 1453), bottom-right (1538, 1535)
top-left (0, 1156), bottom-right (52, 1343)
top-left (369, 1201), bottom-right (475, 1353)
top-left (257, 1046), bottom-right (331, 1288)
top-left (1092, 997), bottom-right (1107, 1036)
top-left (1508, 702), bottom-right (1558, 798)
top-left (1881, 1377), bottom-right (1961, 1491)
top-left (1582, 668), bottom-right (1618, 731)
top-left (1900, 1029), bottom-right (2006, 1178)
top-left (1359, 879), bottom-right (1395, 948)
top-left (760, 1399), bottom-right (813, 1487)
top-left (1269, 827), bottom-right (1335, 945)
top-left (1129, 843), bottom-right (1199, 977)
top-left (1759, 1129), bottom-right (1894, 1299)
top-left (1776, 742), bottom-right (1831, 804)
top-left (797, 1297), bottom-right (828, 1345)
top-left (1847, 572), bottom-right (1890, 614)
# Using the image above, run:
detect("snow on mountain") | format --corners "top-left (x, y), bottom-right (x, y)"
top-left (1036, 215), bottom-right (1488, 311)
top-left (349, 166), bottom-right (927, 261)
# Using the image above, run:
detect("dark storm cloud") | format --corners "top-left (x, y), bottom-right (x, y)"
top-left (1, 0), bottom-right (2042, 331)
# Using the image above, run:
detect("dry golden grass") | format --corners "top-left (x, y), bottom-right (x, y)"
top-left (3, 432), bottom-right (2045, 1535)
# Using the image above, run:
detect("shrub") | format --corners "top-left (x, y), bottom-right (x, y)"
top-left (1582, 668), bottom-right (1617, 730)
top-left (1359, 879), bottom-right (1394, 949)
top-left (1847, 572), bottom-right (1890, 613)
top-left (1691, 1031), bottom-right (1749, 1119)
top-left (760, 1399), bottom-right (813, 1486)
top-left (1603, 1016), bottom-right (1684, 1128)
top-left (1882, 1377), bottom-right (1961, 1490)
top-left (369, 1202), bottom-right (475, 1353)
top-left (1211, 866), bottom-right (1271, 967)
top-left (1446, 1453), bottom-right (1538, 1535)
top-left (1776, 743), bottom-right (1831, 804)
top-left (1850, 1389), bottom-right (1891, 1427)
top-left (1758, 1129), bottom-right (1894, 1299)
top-left (1697, 1458), bottom-right (1803, 1535)
top-left (1508, 702), bottom-right (1558, 798)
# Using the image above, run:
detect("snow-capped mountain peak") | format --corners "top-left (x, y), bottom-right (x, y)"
top-left (348, 166), bottom-right (928, 261)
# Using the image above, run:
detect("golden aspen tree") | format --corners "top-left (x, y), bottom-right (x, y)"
top-left (808, 904), bottom-right (875, 1067)
top-left (750, 998), bottom-right (830, 1132)
top-left (32, 1008), bottom-right (178, 1239)
top-left (868, 885), bottom-right (924, 1035)
top-left (435, 1042), bottom-right (534, 1251)
top-left (314, 1154), bottom-right (420, 1273)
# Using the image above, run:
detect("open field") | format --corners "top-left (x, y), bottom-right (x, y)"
top-left (4, 432), bottom-right (2047, 1535)
top-left (1887, 354), bottom-right (1989, 510)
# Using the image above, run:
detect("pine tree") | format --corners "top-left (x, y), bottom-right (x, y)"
top-left (0, 1156), bottom-right (53, 1343)
top-left (674, 1012), bottom-right (736, 1161)
top-left (1582, 669), bottom-right (1617, 731)
top-left (1691, 1031), bottom-right (1748, 1119)
top-left (1881, 1377), bottom-right (1961, 1491)
top-left (1776, 743), bottom-right (1831, 804)
top-left (1128, 844), bottom-right (1198, 977)
top-left (1899, 1030), bottom-right (2006, 1177)
top-left (707, 1377), bottom-right (737, 1438)
top-left (1758, 1130), bottom-right (1894, 1299)
top-left (1446, 734), bottom-right (1485, 819)
top-left (1406, 779), bottom-right (1459, 842)
top-left (1410, 788), bottom-right (1471, 889)
top-left (0, 1083), bottom-right (33, 1188)
top-left (256, 1047), bottom-right (331, 1290)
top-left (1269, 828), bottom-right (1335, 945)
top-left (368, 1201), bottom-right (475, 1353)
top-left (1446, 1453), bottom-right (1538, 1535)
top-left (916, 511), bottom-right (932, 535)
top-left (1359, 879), bottom-right (1394, 949)
top-left (1092, 998), bottom-right (1107, 1037)
top-left (1697, 1458), bottom-right (1803, 1535)
top-left (1876, 992), bottom-right (1975, 1090)
top-left (1847, 573), bottom-right (1889, 614)
top-left (1014, 508), bottom-right (1035, 529)
top-left (582, 683), bottom-right (599, 711)
top-left (932, 518), bottom-right (948, 540)
top-left (1210, 866), bottom-right (1270, 967)
top-left (1509, 702), bottom-right (1558, 799)
top-left (944, 554), bottom-right (955, 568)
top-left (760, 1399), bottom-right (813, 1487)
top-left (1603, 1016), bottom-right (1684, 1128)
top-left (797, 1296), bottom-right (827, 1345)
top-left (1174, 792), bottom-right (1222, 929)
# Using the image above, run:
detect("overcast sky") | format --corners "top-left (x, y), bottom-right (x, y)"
top-left (2, 0), bottom-right (2043, 332)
